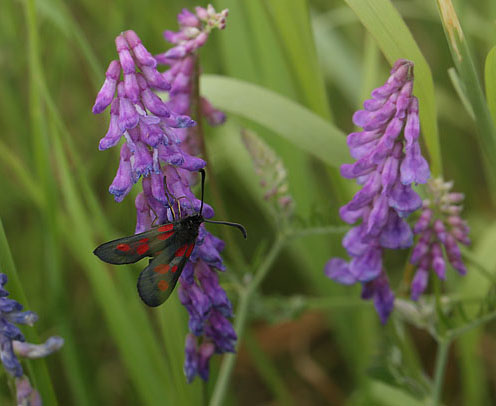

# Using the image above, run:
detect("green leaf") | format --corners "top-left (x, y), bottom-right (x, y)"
top-left (344, 0), bottom-right (442, 176)
top-left (264, 0), bottom-right (333, 120)
top-left (485, 46), bottom-right (496, 127)
top-left (436, 0), bottom-right (496, 205)
top-left (201, 75), bottom-right (348, 168)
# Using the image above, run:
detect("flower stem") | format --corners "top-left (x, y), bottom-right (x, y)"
top-left (209, 236), bottom-right (285, 406)
top-left (191, 58), bottom-right (247, 271)
top-left (431, 339), bottom-right (451, 406)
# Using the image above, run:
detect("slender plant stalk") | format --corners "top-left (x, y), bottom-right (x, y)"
top-left (431, 339), bottom-right (451, 406)
top-left (192, 59), bottom-right (247, 271)
top-left (209, 235), bottom-right (284, 406)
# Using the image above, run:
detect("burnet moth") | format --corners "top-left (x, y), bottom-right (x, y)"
top-left (93, 169), bottom-right (247, 307)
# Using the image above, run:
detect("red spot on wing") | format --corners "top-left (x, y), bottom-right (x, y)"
top-left (158, 231), bottom-right (173, 241)
top-left (158, 224), bottom-right (173, 232)
top-left (185, 244), bottom-right (195, 257)
top-left (137, 244), bottom-right (149, 255)
top-left (154, 264), bottom-right (170, 274)
top-left (139, 238), bottom-right (149, 243)
top-left (171, 265), bottom-right (178, 273)
top-left (117, 244), bottom-right (130, 252)
top-left (175, 245), bottom-right (187, 257)
top-left (158, 280), bottom-right (169, 291)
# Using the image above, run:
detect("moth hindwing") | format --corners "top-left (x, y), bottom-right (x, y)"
top-left (93, 215), bottom-right (203, 307)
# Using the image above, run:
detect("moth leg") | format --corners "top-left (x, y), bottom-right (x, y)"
top-left (150, 205), bottom-right (159, 227)
top-left (163, 174), bottom-right (178, 221)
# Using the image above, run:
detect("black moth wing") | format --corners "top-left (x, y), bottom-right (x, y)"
top-left (137, 224), bottom-right (199, 307)
top-left (93, 222), bottom-right (178, 265)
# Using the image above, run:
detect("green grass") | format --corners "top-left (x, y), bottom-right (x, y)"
top-left (1, 0), bottom-right (496, 405)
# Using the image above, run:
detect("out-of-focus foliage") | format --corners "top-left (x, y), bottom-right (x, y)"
top-left (1, 0), bottom-right (496, 405)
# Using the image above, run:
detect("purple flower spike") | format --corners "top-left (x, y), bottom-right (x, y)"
top-left (324, 59), bottom-right (430, 323)
top-left (94, 10), bottom-right (233, 383)
top-left (409, 178), bottom-right (470, 299)
top-left (0, 273), bottom-right (62, 405)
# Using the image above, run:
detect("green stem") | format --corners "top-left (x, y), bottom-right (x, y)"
top-left (448, 309), bottom-right (496, 339)
top-left (209, 235), bottom-right (284, 406)
top-left (288, 225), bottom-right (349, 239)
top-left (192, 58), bottom-right (247, 271)
top-left (431, 339), bottom-right (451, 406)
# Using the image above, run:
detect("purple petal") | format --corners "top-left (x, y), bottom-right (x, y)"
top-left (349, 246), bottom-right (382, 282)
top-left (124, 30), bottom-right (157, 68)
top-left (411, 268), bottom-right (429, 300)
top-left (347, 172), bottom-right (381, 210)
top-left (379, 211), bottom-right (413, 249)
top-left (404, 98), bottom-right (419, 148)
top-left (178, 8), bottom-right (200, 27)
top-left (132, 142), bottom-right (153, 177)
top-left (365, 194), bottom-right (389, 236)
top-left (324, 258), bottom-right (356, 285)
top-left (388, 182), bottom-right (422, 217)
top-left (92, 60), bottom-right (121, 114)
top-left (115, 35), bottom-right (135, 74)
top-left (400, 142), bottom-right (430, 185)
top-left (109, 144), bottom-right (134, 202)
top-left (343, 225), bottom-right (369, 256)
top-left (183, 334), bottom-right (198, 383)
top-left (361, 272), bottom-right (395, 324)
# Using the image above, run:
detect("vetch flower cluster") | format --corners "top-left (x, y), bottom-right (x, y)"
top-left (156, 5), bottom-right (228, 156)
top-left (93, 7), bottom-right (236, 383)
top-left (159, 5), bottom-right (235, 383)
top-left (325, 59), bottom-right (430, 323)
top-left (410, 178), bottom-right (470, 299)
top-left (93, 29), bottom-right (205, 226)
top-left (0, 273), bottom-right (63, 405)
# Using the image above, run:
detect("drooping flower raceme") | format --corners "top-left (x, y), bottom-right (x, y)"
top-left (0, 273), bottom-right (63, 405)
top-left (410, 178), bottom-right (470, 300)
top-left (324, 59), bottom-right (430, 323)
top-left (93, 7), bottom-right (235, 383)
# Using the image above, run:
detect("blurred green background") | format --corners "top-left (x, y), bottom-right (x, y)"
top-left (1, 0), bottom-right (496, 405)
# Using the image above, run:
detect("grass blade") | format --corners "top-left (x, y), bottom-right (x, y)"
top-left (200, 75), bottom-right (348, 168)
top-left (344, 0), bottom-right (442, 176)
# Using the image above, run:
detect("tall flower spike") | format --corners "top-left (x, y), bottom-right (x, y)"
top-left (158, 6), bottom-right (235, 383)
top-left (410, 178), bottom-right (470, 300)
top-left (94, 11), bottom-right (234, 383)
top-left (0, 273), bottom-right (63, 404)
top-left (324, 59), bottom-right (430, 323)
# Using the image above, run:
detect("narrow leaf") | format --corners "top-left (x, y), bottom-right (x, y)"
top-left (485, 46), bottom-right (496, 126)
top-left (201, 75), bottom-right (348, 168)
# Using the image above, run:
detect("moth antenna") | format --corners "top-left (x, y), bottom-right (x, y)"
top-left (204, 219), bottom-right (247, 239)
top-left (199, 168), bottom-right (206, 215)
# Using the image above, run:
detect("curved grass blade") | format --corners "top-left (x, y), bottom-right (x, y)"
top-left (201, 75), bottom-right (348, 168)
